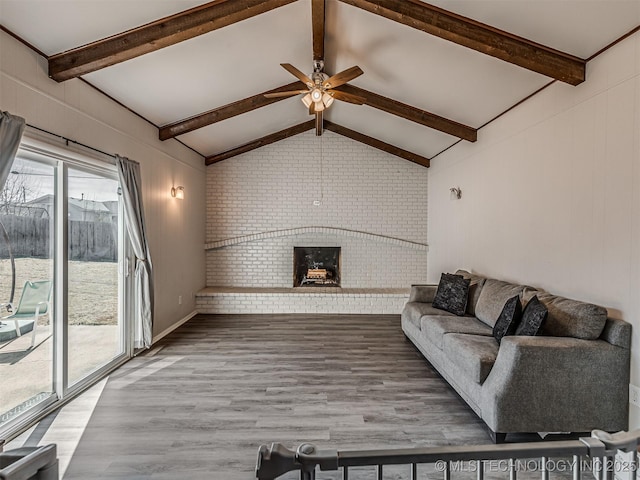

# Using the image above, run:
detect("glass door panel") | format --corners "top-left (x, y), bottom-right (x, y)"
top-left (67, 168), bottom-right (122, 386)
top-left (0, 157), bottom-right (54, 427)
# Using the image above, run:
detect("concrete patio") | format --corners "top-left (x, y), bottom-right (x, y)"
top-left (0, 323), bottom-right (119, 425)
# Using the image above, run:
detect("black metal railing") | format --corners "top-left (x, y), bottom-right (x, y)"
top-left (256, 430), bottom-right (640, 480)
top-left (0, 444), bottom-right (58, 480)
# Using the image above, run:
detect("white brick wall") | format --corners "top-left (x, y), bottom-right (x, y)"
top-left (206, 234), bottom-right (427, 288)
top-left (196, 288), bottom-right (410, 315)
top-left (204, 130), bottom-right (428, 312)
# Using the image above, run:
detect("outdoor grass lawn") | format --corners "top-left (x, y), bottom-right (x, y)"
top-left (0, 257), bottom-right (117, 325)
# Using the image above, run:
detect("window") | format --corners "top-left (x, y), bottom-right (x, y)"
top-left (0, 135), bottom-right (132, 437)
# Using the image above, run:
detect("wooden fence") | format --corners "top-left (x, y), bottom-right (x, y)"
top-left (0, 214), bottom-right (117, 262)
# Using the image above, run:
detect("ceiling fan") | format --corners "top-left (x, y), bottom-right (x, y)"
top-left (264, 61), bottom-right (366, 134)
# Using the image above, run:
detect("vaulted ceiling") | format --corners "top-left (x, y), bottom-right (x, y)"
top-left (1, 0), bottom-right (639, 168)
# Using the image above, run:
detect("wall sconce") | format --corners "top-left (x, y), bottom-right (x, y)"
top-left (450, 187), bottom-right (462, 200)
top-left (171, 186), bottom-right (185, 199)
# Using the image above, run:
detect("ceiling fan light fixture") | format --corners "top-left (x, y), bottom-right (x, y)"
top-left (314, 101), bottom-right (325, 112)
top-left (301, 93), bottom-right (313, 108)
top-left (311, 88), bottom-right (323, 102)
top-left (322, 92), bottom-right (334, 108)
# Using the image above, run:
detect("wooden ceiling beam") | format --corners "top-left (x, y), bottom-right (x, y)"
top-left (162, 80), bottom-right (477, 142)
top-left (160, 81), bottom-right (306, 140)
top-left (324, 121), bottom-right (430, 167)
top-left (335, 84), bottom-right (477, 141)
top-left (204, 119), bottom-right (430, 167)
top-left (312, 0), bottom-right (326, 62)
top-left (205, 120), bottom-right (315, 165)
top-left (337, 0), bottom-right (585, 85)
top-left (48, 0), bottom-right (297, 82)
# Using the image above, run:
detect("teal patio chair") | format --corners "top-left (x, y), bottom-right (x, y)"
top-left (0, 280), bottom-right (52, 349)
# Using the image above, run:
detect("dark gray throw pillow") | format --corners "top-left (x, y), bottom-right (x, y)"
top-left (492, 295), bottom-right (522, 344)
top-left (515, 295), bottom-right (548, 336)
top-left (432, 273), bottom-right (470, 316)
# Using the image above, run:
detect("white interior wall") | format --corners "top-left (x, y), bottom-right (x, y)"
top-left (428, 31), bottom-right (640, 428)
top-left (206, 130), bottom-right (429, 291)
top-left (0, 30), bottom-right (207, 338)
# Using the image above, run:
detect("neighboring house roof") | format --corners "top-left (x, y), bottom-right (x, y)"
top-left (24, 195), bottom-right (113, 215)
top-left (68, 198), bottom-right (110, 213)
top-left (25, 194), bottom-right (54, 206)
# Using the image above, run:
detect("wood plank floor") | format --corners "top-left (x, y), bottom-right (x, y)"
top-left (52, 315), bottom-right (491, 478)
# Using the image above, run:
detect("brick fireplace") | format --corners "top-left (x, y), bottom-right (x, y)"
top-left (198, 131), bottom-right (429, 314)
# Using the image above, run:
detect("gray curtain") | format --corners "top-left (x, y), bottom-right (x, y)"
top-left (0, 112), bottom-right (26, 304)
top-left (116, 155), bottom-right (154, 349)
top-left (0, 111), bottom-right (26, 189)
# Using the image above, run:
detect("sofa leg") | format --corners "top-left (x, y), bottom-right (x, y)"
top-left (489, 431), bottom-right (507, 444)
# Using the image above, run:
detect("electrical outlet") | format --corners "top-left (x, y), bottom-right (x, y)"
top-left (629, 383), bottom-right (640, 407)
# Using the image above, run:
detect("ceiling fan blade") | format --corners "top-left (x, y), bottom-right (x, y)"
top-left (328, 90), bottom-right (366, 105)
top-left (264, 90), bottom-right (309, 98)
top-left (280, 63), bottom-right (313, 86)
top-left (322, 66), bottom-right (363, 89)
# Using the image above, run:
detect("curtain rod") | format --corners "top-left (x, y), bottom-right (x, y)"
top-left (26, 123), bottom-right (117, 160)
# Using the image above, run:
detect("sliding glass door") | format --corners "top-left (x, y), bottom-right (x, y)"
top-left (0, 157), bottom-right (55, 427)
top-left (67, 167), bottom-right (123, 386)
top-left (0, 139), bottom-right (131, 436)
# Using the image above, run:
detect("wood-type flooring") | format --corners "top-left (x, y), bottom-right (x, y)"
top-left (60, 314), bottom-right (491, 479)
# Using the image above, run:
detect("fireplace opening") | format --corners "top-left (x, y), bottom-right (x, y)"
top-left (293, 247), bottom-right (341, 287)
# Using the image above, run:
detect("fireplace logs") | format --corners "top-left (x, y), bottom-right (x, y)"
top-left (307, 268), bottom-right (327, 280)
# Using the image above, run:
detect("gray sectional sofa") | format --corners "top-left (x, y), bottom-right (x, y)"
top-left (401, 270), bottom-right (631, 443)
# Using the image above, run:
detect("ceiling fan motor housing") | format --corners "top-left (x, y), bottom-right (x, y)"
top-left (311, 71), bottom-right (329, 85)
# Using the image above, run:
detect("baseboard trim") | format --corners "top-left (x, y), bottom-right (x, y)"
top-left (152, 310), bottom-right (198, 344)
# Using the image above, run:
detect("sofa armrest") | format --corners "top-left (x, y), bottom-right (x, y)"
top-left (409, 285), bottom-right (438, 303)
top-left (600, 317), bottom-right (631, 349)
top-left (481, 335), bottom-right (630, 433)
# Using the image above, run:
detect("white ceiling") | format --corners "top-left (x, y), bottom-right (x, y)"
top-left (1, 0), bottom-right (639, 162)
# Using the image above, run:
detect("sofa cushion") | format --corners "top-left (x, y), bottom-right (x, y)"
top-left (403, 302), bottom-right (455, 330)
top-left (409, 285), bottom-right (438, 303)
top-left (443, 334), bottom-right (499, 384)
top-left (421, 315), bottom-right (493, 349)
top-left (455, 269), bottom-right (486, 316)
top-left (515, 295), bottom-right (547, 336)
top-left (475, 279), bottom-right (526, 328)
top-left (521, 286), bottom-right (542, 305)
top-left (534, 292), bottom-right (608, 340)
top-left (432, 273), bottom-right (470, 316)
top-left (492, 295), bottom-right (522, 344)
